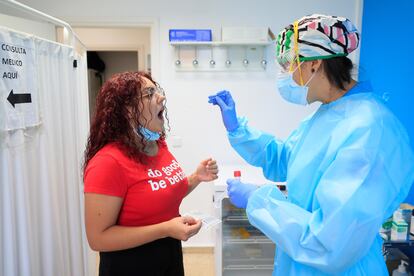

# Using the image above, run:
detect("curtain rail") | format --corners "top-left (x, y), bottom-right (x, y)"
top-left (0, 0), bottom-right (86, 50)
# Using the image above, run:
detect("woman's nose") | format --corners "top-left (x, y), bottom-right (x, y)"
top-left (157, 93), bottom-right (166, 103)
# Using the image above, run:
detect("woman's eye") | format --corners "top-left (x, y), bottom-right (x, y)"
top-left (148, 87), bottom-right (156, 95)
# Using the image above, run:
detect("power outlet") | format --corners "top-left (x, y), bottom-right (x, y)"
top-left (170, 135), bottom-right (182, 148)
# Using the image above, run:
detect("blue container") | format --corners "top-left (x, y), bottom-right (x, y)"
top-left (169, 29), bottom-right (212, 42)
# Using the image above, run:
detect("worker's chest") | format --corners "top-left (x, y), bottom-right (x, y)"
top-left (285, 111), bottom-right (346, 211)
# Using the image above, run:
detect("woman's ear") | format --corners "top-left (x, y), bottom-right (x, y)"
top-left (311, 59), bottom-right (323, 73)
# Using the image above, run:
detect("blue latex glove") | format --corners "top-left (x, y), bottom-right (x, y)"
top-left (226, 179), bottom-right (258, 208)
top-left (208, 90), bottom-right (239, 131)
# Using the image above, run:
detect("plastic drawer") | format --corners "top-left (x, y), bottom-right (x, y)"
top-left (223, 259), bottom-right (274, 276)
top-left (223, 243), bottom-right (275, 261)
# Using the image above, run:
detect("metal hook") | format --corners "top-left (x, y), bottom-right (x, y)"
top-left (193, 46), bottom-right (199, 66)
top-left (175, 45), bottom-right (181, 66)
top-left (225, 47), bottom-right (231, 67)
top-left (209, 47), bottom-right (215, 66)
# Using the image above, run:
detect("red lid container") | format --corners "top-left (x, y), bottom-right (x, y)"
top-left (233, 170), bottom-right (241, 177)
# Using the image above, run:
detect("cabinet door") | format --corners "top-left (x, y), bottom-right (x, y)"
top-left (220, 198), bottom-right (275, 275)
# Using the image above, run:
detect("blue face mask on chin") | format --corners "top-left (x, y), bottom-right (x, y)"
top-left (138, 127), bottom-right (160, 141)
top-left (276, 67), bottom-right (316, 106)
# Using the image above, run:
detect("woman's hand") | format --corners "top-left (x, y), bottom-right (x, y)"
top-left (193, 158), bottom-right (219, 182)
top-left (164, 216), bottom-right (202, 241)
top-left (186, 158), bottom-right (219, 196)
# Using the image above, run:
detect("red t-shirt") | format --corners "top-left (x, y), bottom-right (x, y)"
top-left (84, 141), bottom-right (188, 226)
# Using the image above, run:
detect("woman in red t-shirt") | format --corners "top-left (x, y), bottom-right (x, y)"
top-left (83, 71), bottom-right (218, 276)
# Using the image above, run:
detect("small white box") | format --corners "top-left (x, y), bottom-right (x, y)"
top-left (391, 220), bottom-right (408, 241)
top-left (222, 27), bottom-right (275, 42)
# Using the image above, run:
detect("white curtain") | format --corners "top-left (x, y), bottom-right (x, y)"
top-left (0, 28), bottom-right (92, 276)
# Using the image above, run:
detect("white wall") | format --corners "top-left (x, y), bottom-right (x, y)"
top-left (17, 0), bottom-right (362, 247)
top-left (73, 27), bottom-right (150, 71)
top-left (73, 27), bottom-right (150, 51)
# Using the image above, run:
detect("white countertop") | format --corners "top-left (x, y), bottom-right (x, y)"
top-left (214, 164), bottom-right (280, 191)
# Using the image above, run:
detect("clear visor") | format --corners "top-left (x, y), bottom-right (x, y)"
top-left (276, 50), bottom-right (305, 86)
top-left (276, 49), bottom-right (301, 73)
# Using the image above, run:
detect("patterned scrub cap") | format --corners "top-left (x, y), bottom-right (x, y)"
top-left (276, 14), bottom-right (360, 67)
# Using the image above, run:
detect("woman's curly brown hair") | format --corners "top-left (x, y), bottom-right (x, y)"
top-left (83, 71), bottom-right (170, 173)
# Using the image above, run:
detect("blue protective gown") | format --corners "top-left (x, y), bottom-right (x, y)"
top-left (227, 81), bottom-right (414, 275)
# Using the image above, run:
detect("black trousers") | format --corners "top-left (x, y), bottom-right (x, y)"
top-left (99, 237), bottom-right (184, 276)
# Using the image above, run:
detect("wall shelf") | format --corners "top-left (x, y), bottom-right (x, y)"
top-left (170, 41), bottom-right (273, 46)
top-left (170, 40), bottom-right (275, 72)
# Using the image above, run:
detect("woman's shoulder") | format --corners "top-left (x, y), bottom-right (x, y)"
top-left (340, 93), bottom-right (388, 124)
top-left (342, 94), bottom-right (410, 142)
top-left (88, 143), bottom-right (131, 168)
top-left (96, 142), bottom-right (126, 158)
top-left (91, 140), bottom-right (171, 166)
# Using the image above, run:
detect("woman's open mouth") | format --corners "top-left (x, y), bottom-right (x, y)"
top-left (158, 109), bottom-right (164, 120)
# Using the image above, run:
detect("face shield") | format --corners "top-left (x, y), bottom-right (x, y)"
top-left (276, 21), bottom-right (305, 85)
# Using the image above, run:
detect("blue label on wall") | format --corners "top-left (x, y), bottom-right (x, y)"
top-left (169, 29), bottom-right (212, 42)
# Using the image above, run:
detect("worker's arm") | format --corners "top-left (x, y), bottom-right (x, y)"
top-left (208, 90), bottom-right (307, 182)
top-left (227, 117), bottom-right (306, 182)
top-left (84, 193), bottom-right (202, 252)
top-left (246, 124), bottom-right (414, 273)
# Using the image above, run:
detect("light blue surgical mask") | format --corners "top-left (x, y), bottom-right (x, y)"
top-left (276, 67), bottom-right (316, 106)
top-left (138, 127), bottom-right (160, 141)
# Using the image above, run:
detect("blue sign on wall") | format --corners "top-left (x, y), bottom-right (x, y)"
top-left (169, 29), bottom-right (212, 42)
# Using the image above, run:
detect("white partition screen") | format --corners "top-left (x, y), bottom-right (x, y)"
top-left (0, 26), bottom-right (91, 276)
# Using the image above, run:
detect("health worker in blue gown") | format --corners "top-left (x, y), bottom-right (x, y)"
top-left (208, 14), bottom-right (414, 275)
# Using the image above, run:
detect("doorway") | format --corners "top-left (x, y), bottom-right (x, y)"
top-left (86, 50), bottom-right (139, 120)
top-left (57, 26), bottom-right (151, 121)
